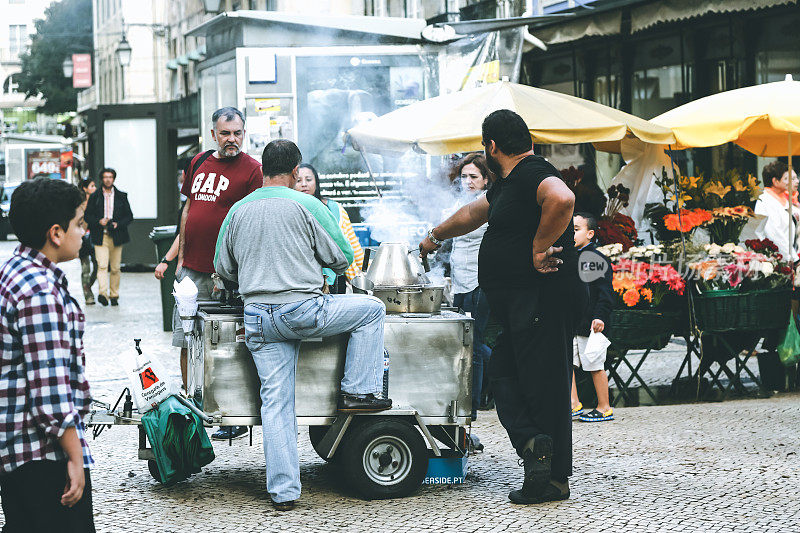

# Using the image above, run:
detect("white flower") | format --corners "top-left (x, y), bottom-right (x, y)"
top-left (733, 245), bottom-right (744, 253)
top-left (721, 243), bottom-right (736, 253)
top-left (762, 262), bottom-right (774, 276)
top-left (707, 244), bottom-right (722, 256)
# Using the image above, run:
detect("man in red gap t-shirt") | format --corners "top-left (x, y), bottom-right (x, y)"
top-left (171, 107), bottom-right (262, 440)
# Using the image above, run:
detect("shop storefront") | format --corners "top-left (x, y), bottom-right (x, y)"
top-left (523, 0), bottom-right (800, 184)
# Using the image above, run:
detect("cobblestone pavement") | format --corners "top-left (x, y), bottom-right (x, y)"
top-left (1, 240), bottom-right (799, 532)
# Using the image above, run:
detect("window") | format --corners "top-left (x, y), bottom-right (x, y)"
top-left (632, 65), bottom-right (691, 119)
top-left (8, 24), bottom-right (28, 55)
top-left (3, 74), bottom-right (19, 95)
top-left (9, 0), bottom-right (25, 4)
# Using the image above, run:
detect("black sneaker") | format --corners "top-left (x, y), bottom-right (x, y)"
top-left (272, 499), bottom-right (296, 511)
top-left (337, 393), bottom-right (392, 412)
top-left (211, 426), bottom-right (248, 441)
top-left (110, 298), bottom-right (119, 306)
top-left (509, 479), bottom-right (570, 504)
top-left (97, 295), bottom-right (109, 306)
top-left (468, 434), bottom-right (484, 453)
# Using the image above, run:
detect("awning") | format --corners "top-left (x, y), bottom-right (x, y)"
top-left (187, 10), bottom-right (427, 41)
top-left (535, 10), bottom-right (622, 45)
top-left (631, 0), bottom-right (799, 33)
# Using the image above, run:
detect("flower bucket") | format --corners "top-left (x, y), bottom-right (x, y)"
top-left (693, 288), bottom-right (791, 332)
top-left (608, 309), bottom-right (679, 350)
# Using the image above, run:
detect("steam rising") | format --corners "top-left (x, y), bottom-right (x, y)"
top-left (361, 152), bottom-right (481, 286)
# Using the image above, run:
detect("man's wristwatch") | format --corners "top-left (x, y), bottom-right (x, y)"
top-left (160, 256), bottom-right (171, 265)
top-left (427, 228), bottom-right (444, 247)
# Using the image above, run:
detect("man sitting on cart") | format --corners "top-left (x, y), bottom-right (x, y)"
top-left (213, 139), bottom-right (392, 511)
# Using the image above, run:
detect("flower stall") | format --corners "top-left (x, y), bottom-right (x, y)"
top-left (598, 234), bottom-right (792, 401)
top-left (605, 252), bottom-right (687, 405)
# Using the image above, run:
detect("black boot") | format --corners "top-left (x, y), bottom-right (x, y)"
top-left (509, 478), bottom-right (570, 504)
top-left (508, 434), bottom-right (555, 504)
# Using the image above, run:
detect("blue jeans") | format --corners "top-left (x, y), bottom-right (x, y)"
top-left (243, 294), bottom-right (386, 503)
top-left (453, 287), bottom-right (491, 416)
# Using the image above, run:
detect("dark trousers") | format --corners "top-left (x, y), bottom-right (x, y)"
top-left (0, 460), bottom-right (95, 533)
top-left (486, 283), bottom-right (585, 481)
top-left (454, 287), bottom-right (492, 415)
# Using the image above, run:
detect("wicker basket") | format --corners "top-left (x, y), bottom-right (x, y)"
top-left (693, 288), bottom-right (791, 332)
top-left (608, 309), bottom-right (679, 350)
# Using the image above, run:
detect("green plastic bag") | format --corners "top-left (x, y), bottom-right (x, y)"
top-left (777, 315), bottom-right (800, 367)
top-left (141, 396), bottom-right (215, 485)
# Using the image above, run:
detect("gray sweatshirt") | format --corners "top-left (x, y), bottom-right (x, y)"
top-left (213, 186), bottom-right (354, 305)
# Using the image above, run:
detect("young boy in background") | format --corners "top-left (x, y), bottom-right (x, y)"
top-left (571, 212), bottom-right (615, 422)
top-left (0, 177), bottom-right (96, 532)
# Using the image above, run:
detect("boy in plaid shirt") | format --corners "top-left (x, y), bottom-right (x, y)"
top-left (0, 177), bottom-right (95, 532)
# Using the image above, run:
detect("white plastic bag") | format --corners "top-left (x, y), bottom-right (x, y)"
top-left (584, 331), bottom-right (611, 365)
top-left (120, 344), bottom-right (177, 412)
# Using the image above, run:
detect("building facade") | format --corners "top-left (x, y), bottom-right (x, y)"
top-left (0, 0), bottom-right (53, 135)
top-left (522, 0), bottom-right (800, 183)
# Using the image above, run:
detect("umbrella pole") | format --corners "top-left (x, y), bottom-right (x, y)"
top-left (789, 133), bottom-right (796, 292)
top-left (358, 148), bottom-right (383, 199)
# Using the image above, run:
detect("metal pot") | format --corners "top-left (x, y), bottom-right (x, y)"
top-left (366, 242), bottom-right (429, 287)
top-left (351, 274), bottom-right (374, 295)
top-left (372, 285), bottom-right (444, 314)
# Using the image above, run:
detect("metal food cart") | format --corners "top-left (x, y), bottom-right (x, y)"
top-left (88, 288), bottom-right (474, 499)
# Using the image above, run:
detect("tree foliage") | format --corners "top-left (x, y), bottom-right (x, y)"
top-left (17, 0), bottom-right (93, 114)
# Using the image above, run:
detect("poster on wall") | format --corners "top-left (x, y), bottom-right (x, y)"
top-left (26, 149), bottom-right (62, 180)
top-left (246, 98), bottom-right (294, 158)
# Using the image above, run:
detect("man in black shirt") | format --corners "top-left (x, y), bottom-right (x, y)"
top-left (420, 109), bottom-right (585, 504)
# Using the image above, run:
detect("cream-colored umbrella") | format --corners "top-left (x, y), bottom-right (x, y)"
top-left (347, 80), bottom-right (675, 156)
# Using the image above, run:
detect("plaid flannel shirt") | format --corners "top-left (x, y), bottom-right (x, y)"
top-left (0, 245), bottom-right (94, 473)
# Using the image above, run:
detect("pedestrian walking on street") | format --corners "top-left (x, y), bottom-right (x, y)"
top-left (173, 106), bottom-right (263, 442)
top-left (570, 212), bottom-right (614, 422)
top-left (78, 178), bottom-right (98, 305)
top-left (0, 177), bottom-right (96, 532)
top-left (84, 168), bottom-right (133, 306)
top-left (215, 140), bottom-right (392, 511)
top-left (420, 109), bottom-right (584, 504)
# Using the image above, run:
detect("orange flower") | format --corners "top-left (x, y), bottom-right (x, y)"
top-left (641, 288), bottom-right (653, 302)
top-left (696, 260), bottom-right (719, 281)
top-left (612, 273), bottom-right (632, 292)
top-left (692, 209), bottom-right (713, 223)
top-left (664, 208), bottom-right (712, 232)
top-left (730, 205), bottom-right (752, 217)
top-left (623, 288), bottom-right (640, 307)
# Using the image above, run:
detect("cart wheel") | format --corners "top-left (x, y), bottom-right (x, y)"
top-left (338, 418), bottom-right (428, 500)
top-left (308, 425), bottom-right (335, 462)
top-left (147, 460), bottom-right (163, 483)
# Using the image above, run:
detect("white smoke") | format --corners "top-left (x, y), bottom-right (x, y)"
top-left (361, 152), bottom-right (480, 287)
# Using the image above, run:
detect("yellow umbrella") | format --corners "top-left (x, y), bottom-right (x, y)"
top-left (652, 75), bottom-right (800, 156)
top-left (347, 80), bottom-right (674, 156)
top-left (653, 75), bottom-right (800, 269)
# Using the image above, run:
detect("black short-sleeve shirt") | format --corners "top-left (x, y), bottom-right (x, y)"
top-left (478, 155), bottom-right (577, 290)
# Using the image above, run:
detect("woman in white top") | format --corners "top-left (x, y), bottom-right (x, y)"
top-left (444, 153), bottom-right (495, 421)
top-left (754, 160), bottom-right (800, 262)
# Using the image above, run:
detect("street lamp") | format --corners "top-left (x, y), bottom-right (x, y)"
top-left (62, 56), bottom-right (74, 77)
top-left (202, 0), bottom-right (222, 13)
top-left (116, 34), bottom-right (132, 67)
